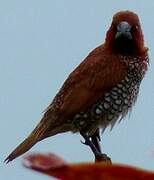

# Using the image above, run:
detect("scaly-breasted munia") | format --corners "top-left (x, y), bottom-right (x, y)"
top-left (5, 11), bottom-right (149, 163)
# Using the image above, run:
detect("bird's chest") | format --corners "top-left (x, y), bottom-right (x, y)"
top-left (68, 56), bottom-right (148, 133)
top-left (96, 68), bottom-right (142, 122)
top-left (91, 57), bottom-right (147, 124)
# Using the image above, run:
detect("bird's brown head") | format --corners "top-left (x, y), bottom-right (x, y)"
top-left (105, 11), bottom-right (147, 55)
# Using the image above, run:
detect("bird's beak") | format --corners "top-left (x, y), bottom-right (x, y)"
top-left (115, 21), bottom-right (132, 40)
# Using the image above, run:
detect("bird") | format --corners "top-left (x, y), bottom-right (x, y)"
top-left (5, 10), bottom-right (149, 163)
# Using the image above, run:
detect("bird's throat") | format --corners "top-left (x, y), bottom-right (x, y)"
top-left (113, 37), bottom-right (136, 55)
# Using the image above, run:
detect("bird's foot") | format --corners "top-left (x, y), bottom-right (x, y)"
top-left (80, 132), bottom-right (112, 164)
top-left (94, 152), bottom-right (112, 164)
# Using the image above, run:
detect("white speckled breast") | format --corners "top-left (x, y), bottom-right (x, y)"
top-left (66, 55), bottom-right (149, 135)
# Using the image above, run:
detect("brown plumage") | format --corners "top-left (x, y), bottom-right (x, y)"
top-left (5, 11), bottom-right (149, 163)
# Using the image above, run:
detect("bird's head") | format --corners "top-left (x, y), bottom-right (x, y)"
top-left (105, 11), bottom-right (147, 55)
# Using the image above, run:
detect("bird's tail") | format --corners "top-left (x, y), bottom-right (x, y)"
top-left (4, 133), bottom-right (38, 164)
top-left (4, 112), bottom-right (59, 163)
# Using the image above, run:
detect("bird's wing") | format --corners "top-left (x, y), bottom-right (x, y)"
top-left (46, 45), bottom-right (126, 119)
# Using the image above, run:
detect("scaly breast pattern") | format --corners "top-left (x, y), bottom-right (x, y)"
top-left (67, 55), bottom-right (148, 135)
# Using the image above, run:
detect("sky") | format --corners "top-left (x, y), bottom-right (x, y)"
top-left (1, 0), bottom-right (154, 179)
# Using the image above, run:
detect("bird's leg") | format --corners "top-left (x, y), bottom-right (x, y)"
top-left (91, 129), bottom-right (111, 163)
top-left (91, 128), bottom-right (101, 153)
top-left (80, 131), bottom-right (111, 163)
top-left (80, 132), bottom-right (101, 158)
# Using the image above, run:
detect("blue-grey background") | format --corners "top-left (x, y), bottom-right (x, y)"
top-left (1, 1), bottom-right (154, 179)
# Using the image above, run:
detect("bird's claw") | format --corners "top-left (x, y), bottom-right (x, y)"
top-left (95, 152), bottom-right (111, 163)
top-left (80, 139), bottom-right (89, 146)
